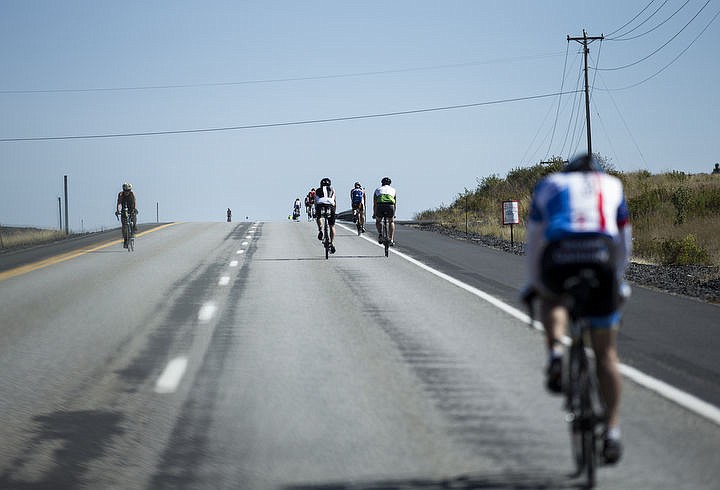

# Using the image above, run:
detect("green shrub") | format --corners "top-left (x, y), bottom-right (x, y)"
top-left (659, 234), bottom-right (709, 265)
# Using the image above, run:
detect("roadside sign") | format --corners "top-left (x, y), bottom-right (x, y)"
top-left (502, 200), bottom-right (520, 225)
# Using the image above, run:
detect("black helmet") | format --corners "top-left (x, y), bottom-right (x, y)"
top-left (563, 154), bottom-right (604, 173)
top-left (381, 177), bottom-right (391, 185)
top-left (320, 178), bottom-right (331, 187)
top-left (354, 182), bottom-right (362, 188)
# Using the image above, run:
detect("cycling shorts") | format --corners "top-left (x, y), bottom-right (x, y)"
top-left (376, 203), bottom-right (395, 219)
top-left (352, 201), bottom-right (364, 211)
top-left (315, 203), bottom-right (336, 226)
top-left (540, 235), bottom-right (620, 327)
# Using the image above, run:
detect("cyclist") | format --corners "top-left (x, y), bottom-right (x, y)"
top-left (373, 177), bottom-right (397, 246)
top-left (116, 182), bottom-right (138, 248)
top-left (350, 182), bottom-right (367, 233)
top-left (227, 208), bottom-right (232, 222)
top-left (522, 153), bottom-right (631, 464)
top-left (306, 188), bottom-right (316, 220)
top-left (293, 198), bottom-right (302, 220)
top-left (315, 178), bottom-right (336, 254)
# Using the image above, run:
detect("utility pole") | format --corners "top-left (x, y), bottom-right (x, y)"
top-left (58, 196), bottom-right (63, 230)
top-left (63, 175), bottom-right (69, 235)
top-left (568, 30), bottom-right (603, 156)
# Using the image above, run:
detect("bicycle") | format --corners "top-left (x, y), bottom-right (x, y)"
top-left (116, 208), bottom-right (136, 252)
top-left (354, 207), bottom-right (365, 236)
top-left (319, 205), bottom-right (333, 259)
top-left (379, 215), bottom-right (390, 257)
top-left (524, 268), bottom-right (605, 488)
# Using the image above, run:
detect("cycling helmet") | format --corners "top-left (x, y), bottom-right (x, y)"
top-left (563, 154), bottom-right (604, 173)
top-left (381, 177), bottom-right (391, 185)
top-left (320, 178), bottom-right (331, 187)
top-left (122, 182), bottom-right (132, 191)
top-left (354, 182), bottom-right (362, 188)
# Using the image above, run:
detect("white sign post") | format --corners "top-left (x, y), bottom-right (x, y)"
top-left (502, 200), bottom-right (520, 247)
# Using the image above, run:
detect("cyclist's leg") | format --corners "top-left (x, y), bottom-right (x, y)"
top-left (315, 205), bottom-right (323, 240)
top-left (358, 203), bottom-right (365, 228)
top-left (591, 326), bottom-right (623, 463)
top-left (131, 211), bottom-right (137, 234)
top-left (121, 213), bottom-right (128, 241)
top-left (539, 296), bottom-right (568, 393)
top-left (590, 328), bottom-right (622, 427)
top-left (329, 208), bottom-right (336, 242)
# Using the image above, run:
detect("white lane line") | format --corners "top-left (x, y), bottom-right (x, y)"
top-left (340, 222), bottom-right (720, 427)
top-left (198, 303), bottom-right (216, 323)
top-left (219, 276), bottom-right (230, 286)
top-left (154, 356), bottom-right (188, 394)
top-left (241, 241), bottom-right (249, 246)
top-left (236, 250), bottom-right (244, 254)
top-left (245, 236), bottom-right (252, 239)
top-left (229, 260), bottom-right (239, 267)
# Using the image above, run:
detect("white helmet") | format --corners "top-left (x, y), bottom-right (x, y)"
top-left (122, 182), bottom-right (132, 191)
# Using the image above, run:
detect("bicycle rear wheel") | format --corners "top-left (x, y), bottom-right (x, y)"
top-left (383, 218), bottom-right (389, 257)
top-left (566, 342), bottom-right (585, 476)
top-left (323, 218), bottom-right (330, 260)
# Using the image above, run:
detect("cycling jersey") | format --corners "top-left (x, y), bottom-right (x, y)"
top-left (315, 185), bottom-right (335, 206)
top-left (117, 191), bottom-right (136, 212)
top-left (526, 170), bottom-right (632, 327)
top-left (350, 188), bottom-right (364, 205)
top-left (374, 185), bottom-right (396, 204)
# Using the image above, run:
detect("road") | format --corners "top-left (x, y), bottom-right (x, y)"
top-left (0, 221), bottom-right (718, 489)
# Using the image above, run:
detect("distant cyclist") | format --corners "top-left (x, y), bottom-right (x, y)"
top-left (227, 208), bottom-right (232, 222)
top-left (293, 198), bottom-right (302, 220)
top-left (306, 188), bottom-right (316, 220)
top-left (315, 178), bottom-right (336, 254)
top-left (373, 177), bottom-right (397, 246)
top-left (116, 182), bottom-right (137, 249)
top-left (522, 153), bottom-right (631, 464)
top-left (350, 182), bottom-right (366, 233)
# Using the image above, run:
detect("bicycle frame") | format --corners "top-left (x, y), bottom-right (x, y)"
top-left (382, 217), bottom-right (390, 257)
top-left (122, 208), bottom-right (135, 252)
top-left (562, 270), bottom-right (604, 487)
top-left (320, 206), bottom-right (331, 259)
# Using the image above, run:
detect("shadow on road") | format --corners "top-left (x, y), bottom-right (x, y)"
top-left (283, 469), bottom-right (586, 490)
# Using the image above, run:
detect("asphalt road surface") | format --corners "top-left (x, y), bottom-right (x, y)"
top-left (0, 221), bottom-right (718, 489)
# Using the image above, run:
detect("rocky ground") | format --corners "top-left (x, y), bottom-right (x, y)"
top-left (412, 224), bottom-right (720, 305)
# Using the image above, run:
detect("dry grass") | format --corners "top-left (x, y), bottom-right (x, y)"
top-left (0, 227), bottom-right (67, 250)
top-left (417, 168), bottom-right (720, 266)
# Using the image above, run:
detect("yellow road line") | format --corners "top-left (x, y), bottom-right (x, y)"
top-left (0, 222), bottom-right (179, 282)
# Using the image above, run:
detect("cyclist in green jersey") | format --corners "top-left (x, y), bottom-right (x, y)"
top-left (372, 177), bottom-right (397, 246)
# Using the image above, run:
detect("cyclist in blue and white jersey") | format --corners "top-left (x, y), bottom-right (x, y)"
top-left (315, 177), bottom-right (336, 254)
top-left (350, 182), bottom-right (366, 233)
top-left (522, 153), bottom-right (632, 464)
top-left (373, 177), bottom-right (397, 246)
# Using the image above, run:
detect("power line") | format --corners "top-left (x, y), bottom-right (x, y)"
top-left (606, 0), bottom-right (659, 37)
top-left (0, 52), bottom-right (565, 95)
top-left (0, 90), bottom-right (583, 142)
top-left (545, 43), bottom-right (573, 159)
top-left (597, 7), bottom-right (720, 90)
top-left (595, 0), bottom-right (711, 71)
top-left (607, 0), bottom-right (671, 40)
top-left (609, 0), bottom-right (690, 41)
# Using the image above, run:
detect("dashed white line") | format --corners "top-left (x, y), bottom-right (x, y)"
top-left (236, 250), bottom-right (244, 254)
top-left (198, 303), bottom-right (216, 323)
top-left (219, 276), bottom-right (230, 286)
top-left (154, 356), bottom-right (188, 394)
top-left (229, 260), bottom-right (239, 267)
top-left (241, 241), bottom-right (249, 246)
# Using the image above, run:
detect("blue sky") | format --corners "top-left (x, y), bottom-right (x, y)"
top-left (1, 1), bottom-right (719, 229)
